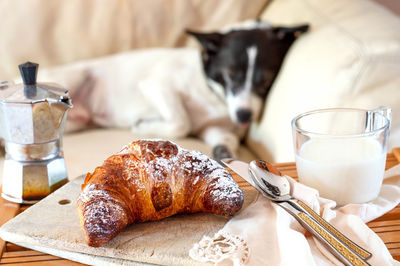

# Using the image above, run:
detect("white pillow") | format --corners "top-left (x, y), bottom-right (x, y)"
top-left (247, 0), bottom-right (400, 162)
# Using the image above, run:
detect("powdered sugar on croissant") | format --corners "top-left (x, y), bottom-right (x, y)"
top-left (77, 140), bottom-right (243, 247)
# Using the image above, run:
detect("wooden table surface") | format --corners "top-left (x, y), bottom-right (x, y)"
top-left (1, 148), bottom-right (400, 265)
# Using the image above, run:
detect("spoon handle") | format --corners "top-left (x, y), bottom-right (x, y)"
top-left (278, 201), bottom-right (370, 266)
top-left (256, 159), bottom-right (372, 260)
top-left (292, 199), bottom-right (372, 260)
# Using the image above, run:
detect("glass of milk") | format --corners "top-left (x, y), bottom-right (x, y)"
top-left (292, 107), bottom-right (391, 206)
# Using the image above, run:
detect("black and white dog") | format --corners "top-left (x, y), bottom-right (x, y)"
top-left (38, 20), bottom-right (308, 162)
top-left (187, 21), bottom-right (309, 159)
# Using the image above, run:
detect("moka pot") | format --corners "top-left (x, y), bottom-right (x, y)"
top-left (0, 62), bottom-right (73, 204)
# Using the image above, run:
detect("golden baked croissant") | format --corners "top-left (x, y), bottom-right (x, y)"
top-left (77, 140), bottom-right (243, 247)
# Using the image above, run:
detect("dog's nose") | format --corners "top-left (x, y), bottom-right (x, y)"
top-left (236, 109), bottom-right (252, 124)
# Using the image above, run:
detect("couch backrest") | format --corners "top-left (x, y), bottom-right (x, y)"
top-left (0, 0), bottom-right (269, 80)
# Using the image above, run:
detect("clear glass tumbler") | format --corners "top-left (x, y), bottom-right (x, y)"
top-left (291, 107), bottom-right (391, 206)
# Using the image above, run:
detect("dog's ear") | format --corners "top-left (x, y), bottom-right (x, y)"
top-left (186, 30), bottom-right (223, 53)
top-left (272, 24), bottom-right (309, 40)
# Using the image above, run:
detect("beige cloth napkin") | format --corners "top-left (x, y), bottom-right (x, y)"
top-left (190, 165), bottom-right (400, 265)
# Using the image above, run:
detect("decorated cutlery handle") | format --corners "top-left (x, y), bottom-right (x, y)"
top-left (255, 159), bottom-right (372, 261)
top-left (295, 200), bottom-right (372, 260)
top-left (297, 212), bottom-right (369, 266)
top-left (279, 202), bottom-right (369, 266)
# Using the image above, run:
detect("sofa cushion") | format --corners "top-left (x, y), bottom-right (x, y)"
top-left (0, 0), bottom-right (269, 80)
top-left (63, 129), bottom-right (258, 181)
top-left (247, 0), bottom-right (400, 162)
top-left (0, 129), bottom-right (257, 185)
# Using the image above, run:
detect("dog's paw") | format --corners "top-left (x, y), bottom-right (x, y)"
top-left (212, 144), bottom-right (234, 164)
top-left (131, 117), bottom-right (190, 138)
top-left (131, 117), bottom-right (162, 135)
top-left (0, 138), bottom-right (4, 157)
top-left (133, 118), bottom-right (145, 127)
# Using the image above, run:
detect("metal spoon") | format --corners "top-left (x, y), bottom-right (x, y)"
top-left (249, 160), bottom-right (371, 266)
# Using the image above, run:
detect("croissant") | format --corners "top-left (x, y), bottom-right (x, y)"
top-left (76, 140), bottom-right (243, 247)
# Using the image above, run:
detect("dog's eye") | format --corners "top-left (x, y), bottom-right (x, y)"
top-left (227, 68), bottom-right (235, 77)
top-left (227, 68), bottom-right (244, 82)
top-left (255, 86), bottom-right (268, 97)
top-left (235, 71), bottom-right (245, 81)
top-left (254, 72), bottom-right (263, 84)
top-left (254, 70), bottom-right (268, 85)
top-left (255, 70), bottom-right (275, 86)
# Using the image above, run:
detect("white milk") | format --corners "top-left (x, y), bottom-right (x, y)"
top-left (295, 138), bottom-right (386, 206)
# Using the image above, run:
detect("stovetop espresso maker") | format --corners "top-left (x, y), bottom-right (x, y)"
top-left (0, 62), bottom-right (73, 204)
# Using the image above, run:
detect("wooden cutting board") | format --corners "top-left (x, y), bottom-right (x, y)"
top-left (0, 176), bottom-right (257, 266)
